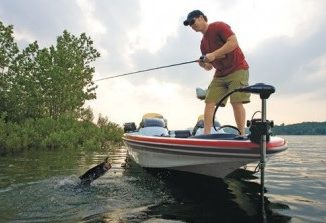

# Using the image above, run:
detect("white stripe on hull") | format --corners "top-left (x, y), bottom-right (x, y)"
top-left (126, 146), bottom-right (258, 178)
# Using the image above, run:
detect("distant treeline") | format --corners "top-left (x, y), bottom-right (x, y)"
top-left (272, 122), bottom-right (326, 135)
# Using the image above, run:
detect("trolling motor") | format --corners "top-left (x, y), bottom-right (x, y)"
top-left (212, 83), bottom-right (275, 138)
top-left (237, 82), bottom-right (275, 98)
top-left (212, 83), bottom-right (275, 222)
top-left (236, 83), bottom-right (276, 222)
top-left (237, 83), bottom-right (275, 144)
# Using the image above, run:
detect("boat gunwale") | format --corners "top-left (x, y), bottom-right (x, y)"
top-left (124, 140), bottom-right (268, 158)
top-left (122, 133), bottom-right (287, 152)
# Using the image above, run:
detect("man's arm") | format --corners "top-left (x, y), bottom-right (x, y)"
top-left (204, 34), bottom-right (238, 62)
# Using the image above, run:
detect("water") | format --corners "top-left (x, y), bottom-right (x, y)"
top-left (0, 136), bottom-right (325, 223)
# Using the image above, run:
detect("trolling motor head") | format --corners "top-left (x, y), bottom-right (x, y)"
top-left (237, 83), bottom-right (275, 144)
top-left (236, 83), bottom-right (275, 99)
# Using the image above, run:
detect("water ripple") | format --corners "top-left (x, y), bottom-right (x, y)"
top-left (0, 136), bottom-right (325, 222)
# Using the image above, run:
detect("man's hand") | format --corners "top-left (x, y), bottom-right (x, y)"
top-left (198, 59), bottom-right (213, 71)
top-left (204, 53), bottom-right (215, 62)
top-left (203, 63), bottom-right (213, 71)
top-left (203, 53), bottom-right (226, 63)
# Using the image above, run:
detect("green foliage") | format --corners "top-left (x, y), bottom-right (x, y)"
top-left (0, 21), bottom-right (19, 71)
top-left (1, 19), bottom-right (100, 122)
top-left (0, 114), bottom-right (123, 155)
top-left (0, 21), bottom-right (19, 118)
top-left (0, 20), bottom-right (123, 155)
top-left (42, 30), bottom-right (100, 119)
top-left (273, 122), bottom-right (326, 135)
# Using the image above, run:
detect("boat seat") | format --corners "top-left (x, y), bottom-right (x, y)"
top-left (190, 133), bottom-right (247, 140)
top-left (140, 118), bottom-right (166, 128)
top-left (173, 130), bottom-right (192, 138)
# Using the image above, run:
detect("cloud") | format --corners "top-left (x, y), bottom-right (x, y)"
top-left (0, 0), bottom-right (84, 47)
top-left (248, 25), bottom-right (326, 98)
top-left (76, 0), bottom-right (107, 36)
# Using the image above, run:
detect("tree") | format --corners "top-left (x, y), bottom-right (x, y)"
top-left (7, 42), bottom-right (43, 121)
top-left (41, 30), bottom-right (100, 119)
top-left (1, 20), bottom-right (100, 121)
top-left (0, 21), bottom-right (19, 117)
top-left (0, 21), bottom-right (19, 73)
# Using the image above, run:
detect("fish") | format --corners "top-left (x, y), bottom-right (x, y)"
top-left (79, 157), bottom-right (111, 186)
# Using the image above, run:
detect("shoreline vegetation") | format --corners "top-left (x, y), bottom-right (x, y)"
top-left (0, 20), bottom-right (123, 155)
top-left (0, 113), bottom-right (123, 155)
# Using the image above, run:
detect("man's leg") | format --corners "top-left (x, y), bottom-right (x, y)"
top-left (231, 102), bottom-right (246, 135)
top-left (204, 102), bottom-right (216, 134)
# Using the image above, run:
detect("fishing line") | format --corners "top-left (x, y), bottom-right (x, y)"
top-left (94, 58), bottom-right (203, 82)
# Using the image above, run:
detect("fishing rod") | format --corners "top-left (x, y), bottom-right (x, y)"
top-left (94, 57), bottom-right (204, 82)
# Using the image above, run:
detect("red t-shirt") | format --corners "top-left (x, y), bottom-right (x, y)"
top-left (200, 22), bottom-right (249, 76)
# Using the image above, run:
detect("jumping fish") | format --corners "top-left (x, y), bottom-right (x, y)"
top-left (79, 157), bottom-right (111, 186)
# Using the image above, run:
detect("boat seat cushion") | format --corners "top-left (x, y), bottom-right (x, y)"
top-left (141, 118), bottom-right (166, 128)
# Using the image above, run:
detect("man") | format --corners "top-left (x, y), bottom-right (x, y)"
top-left (184, 10), bottom-right (250, 135)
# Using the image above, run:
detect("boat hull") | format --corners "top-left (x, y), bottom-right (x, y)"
top-left (123, 134), bottom-right (287, 178)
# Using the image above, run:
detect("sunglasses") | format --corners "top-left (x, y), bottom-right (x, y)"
top-left (189, 17), bottom-right (199, 26)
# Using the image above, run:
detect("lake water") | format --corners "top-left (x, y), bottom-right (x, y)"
top-left (0, 136), bottom-right (325, 223)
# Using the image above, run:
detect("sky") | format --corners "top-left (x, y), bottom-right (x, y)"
top-left (1, 0), bottom-right (326, 129)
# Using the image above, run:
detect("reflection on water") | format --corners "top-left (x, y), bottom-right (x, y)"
top-left (141, 168), bottom-right (291, 223)
top-left (0, 136), bottom-right (325, 222)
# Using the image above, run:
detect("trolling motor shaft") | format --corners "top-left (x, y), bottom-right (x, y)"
top-left (212, 83), bottom-right (276, 220)
top-left (237, 83), bottom-right (276, 222)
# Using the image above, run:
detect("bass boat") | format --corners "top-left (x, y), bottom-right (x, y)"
top-left (123, 83), bottom-right (288, 178)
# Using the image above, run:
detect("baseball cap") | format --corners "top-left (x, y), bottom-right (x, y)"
top-left (183, 10), bottom-right (205, 26)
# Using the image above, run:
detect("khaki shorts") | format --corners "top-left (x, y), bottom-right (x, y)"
top-left (205, 69), bottom-right (250, 105)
